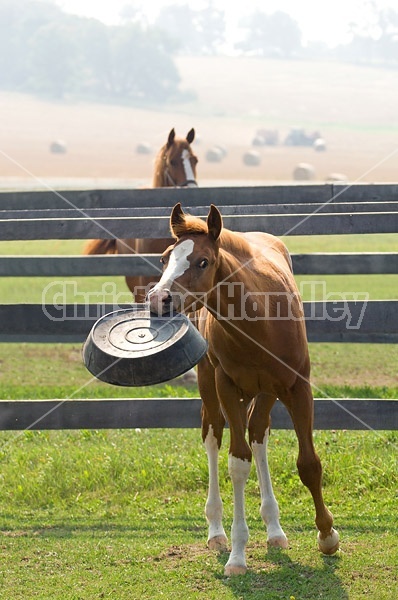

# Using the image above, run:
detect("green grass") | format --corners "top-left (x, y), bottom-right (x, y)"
top-left (0, 275), bottom-right (130, 304)
top-left (281, 233), bottom-right (398, 253)
top-left (0, 235), bottom-right (397, 598)
top-left (1, 233), bottom-right (396, 255)
top-left (0, 233), bottom-right (397, 394)
top-left (0, 240), bottom-right (86, 256)
top-left (0, 342), bottom-right (397, 399)
top-left (1, 273), bottom-right (396, 303)
top-left (0, 428), bottom-right (396, 599)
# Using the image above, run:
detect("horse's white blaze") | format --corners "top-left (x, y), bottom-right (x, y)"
top-left (182, 149), bottom-right (197, 187)
top-left (155, 239), bottom-right (194, 291)
top-left (251, 429), bottom-right (288, 546)
top-left (204, 426), bottom-right (227, 543)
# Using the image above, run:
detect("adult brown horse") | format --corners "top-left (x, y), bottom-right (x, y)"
top-left (148, 203), bottom-right (339, 576)
top-left (83, 128), bottom-right (198, 302)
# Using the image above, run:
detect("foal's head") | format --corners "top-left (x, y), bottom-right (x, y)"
top-left (148, 203), bottom-right (222, 314)
top-left (154, 128), bottom-right (198, 188)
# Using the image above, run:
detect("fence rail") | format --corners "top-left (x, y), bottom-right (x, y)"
top-left (1, 253), bottom-right (397, 276)
top-left (0, 301), bottom-right (396, 344)
top-left (1, 183), bottom-right (397, 430)
top-left (0, 183), bottom-right (397, 209)
top-left (0, 398), bottom-right (395, 431)
top-left (1, 211), bottom-right (397, 239)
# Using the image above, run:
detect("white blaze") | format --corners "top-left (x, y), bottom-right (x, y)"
top-left (182, 149), bottom-right (197, 187)
top-left (154, 239), bottom-right (194, 291)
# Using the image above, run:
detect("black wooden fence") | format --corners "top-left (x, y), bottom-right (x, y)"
top-left (0, 183), bottom-right (397, 431)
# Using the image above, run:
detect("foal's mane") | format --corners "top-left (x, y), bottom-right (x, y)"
top-left (172, 213), bottom-right (208, 239)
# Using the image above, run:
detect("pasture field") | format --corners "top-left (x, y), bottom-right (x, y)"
top-left (0, 428), bottom-right (396, 599)
top-left (0, 58), bottom-right (398, 185)
top-left (0, 57), bottom-right (397, 598)
top-left (0, 232), bottom-right (396, 599)
top-left (0, 233), bottom-right (397, 394)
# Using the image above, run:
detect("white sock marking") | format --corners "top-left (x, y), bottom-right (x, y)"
top-left (252, 429), bottom-right (287, 544)
top-left (204, 426), bottom-right (226, 542)
top-left (226, 455), bottom-right (251, 571)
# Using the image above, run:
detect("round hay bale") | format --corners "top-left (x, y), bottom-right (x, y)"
top-left (50, 140), bottom-right (67, 154)
top-left (293, 162), bottom-right (316, 181)
top-left (313, 138), bottom-right (326, 152)
top-left (205, 147), bottom-right (224, 163)
top-left (252, 129), bottom-right (279, 147)
top-left (136, 142), bottom-right (152, 155)
top-left (252, 134), bottom-right (265, 147)
top-left (213, 144), bottom-right (227, 158)
top-left (243, 150), bottom-right (261, 166)
top-left (326, 173), bottom-right (348, 183)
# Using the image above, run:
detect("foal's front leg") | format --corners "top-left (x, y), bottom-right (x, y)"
top-left (251, 430), bottom-right (288, 548)
top-left (217, 369), bottom-right (252, 576)
top-left (204, 423), bottom-right (228, 550)
top-left (249, 394), bottom-right (288, 549)
top-left (225, 453), bottom-right (251, 575)
top-left (199, 358), bottom-right (228, 551)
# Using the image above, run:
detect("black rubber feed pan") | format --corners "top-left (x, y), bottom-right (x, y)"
top-left (82, 305), bottom-right (208, 386)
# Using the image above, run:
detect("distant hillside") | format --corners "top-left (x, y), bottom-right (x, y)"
top-left (175, 56), bottom-right (398, 131)
top-left (0, 57), bottom-right (397, 184)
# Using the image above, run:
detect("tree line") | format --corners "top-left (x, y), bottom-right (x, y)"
top-left (0, 0), bottom-right (182, 101)
top-left (0, 0), bottom-right (397, 102)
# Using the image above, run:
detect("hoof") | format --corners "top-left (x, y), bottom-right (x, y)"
top-left (267, 535), bottom-right (289, 549)
top-left (224, 563), bottom-right (247, 576)
top-left (208, 535), bottom-right (228, 551)
top-left (318, 528), bottom-right (340, 555)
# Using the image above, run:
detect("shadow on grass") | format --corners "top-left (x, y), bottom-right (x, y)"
top-left (1, 512), bottom-right (395, 539)
top-left (0, 513), bottom-right (206, 540)
top-left (216, 546), bottom-right (348, 600)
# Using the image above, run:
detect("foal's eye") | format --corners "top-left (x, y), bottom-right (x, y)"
top-left (170, 159), bottom-right (178, 167)
top-left (198, 259), bottom-right (209, 269)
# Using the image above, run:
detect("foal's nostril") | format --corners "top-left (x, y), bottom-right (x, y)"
top-left (163, 290), bottom-right (172, 305)
top-left (148, 288), bottom-right (173, 315)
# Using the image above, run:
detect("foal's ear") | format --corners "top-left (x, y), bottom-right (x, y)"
top-left (186, 128), bottom-right (195, 144)
top-left (167, 128), bottom-right (176, 148)
top-left (170, 202), bottom-right (185, 238)
top-left (207, 204), bottom-right (222, 241)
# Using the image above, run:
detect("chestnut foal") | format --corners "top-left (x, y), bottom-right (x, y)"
top-left (149, 203), bottom-right (339, 575)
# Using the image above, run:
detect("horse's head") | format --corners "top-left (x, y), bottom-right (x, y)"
top-left (155, 128), bottom-right (198, 188)
top-left (148, 203), bottom-right (222, 315)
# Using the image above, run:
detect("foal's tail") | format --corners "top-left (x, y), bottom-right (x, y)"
top-left (83, 239), bottom-right (118, 255)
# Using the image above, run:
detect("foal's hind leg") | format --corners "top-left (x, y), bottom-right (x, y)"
top-left (198, 357), bottom-right (228, 551)
top-left (281, 379), bottom-right (339, 554)
top-left (249, 393), bottom-right (288, 549)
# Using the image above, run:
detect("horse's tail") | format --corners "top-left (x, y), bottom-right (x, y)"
top-left (83, 239), bottom-right (118, 255)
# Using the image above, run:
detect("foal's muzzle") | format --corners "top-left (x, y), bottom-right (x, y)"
top-left (147, 288), bottom-right (173, 315)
